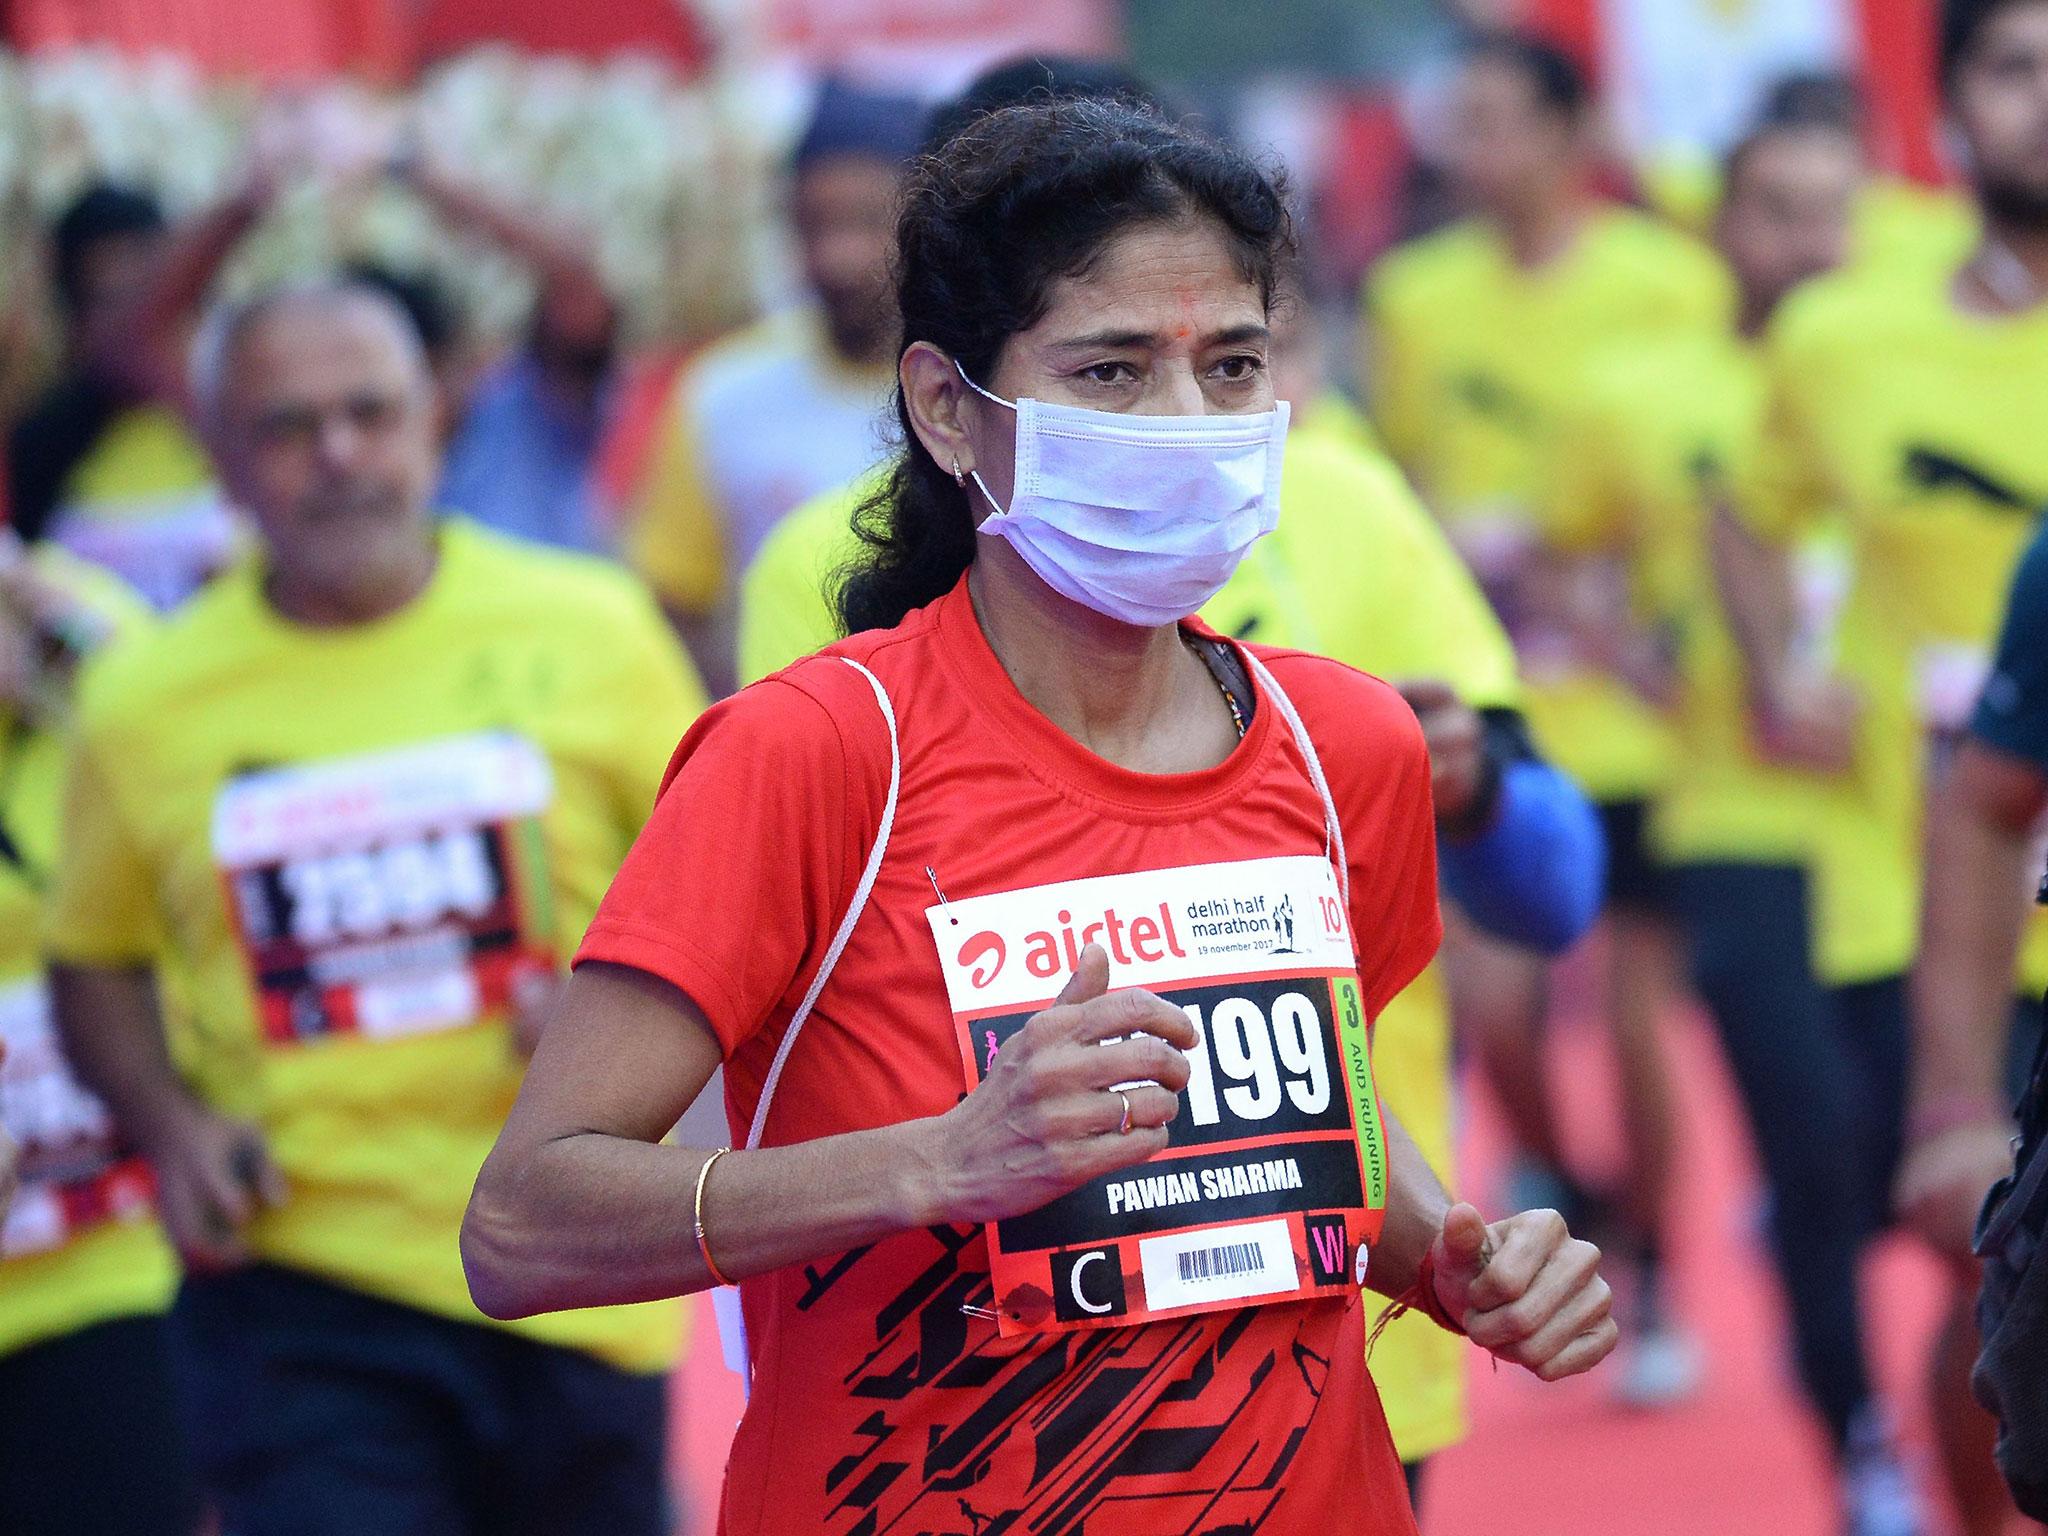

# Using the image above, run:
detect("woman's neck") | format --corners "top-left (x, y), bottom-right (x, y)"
top-left (966, 548), bottom-right (1240, 774)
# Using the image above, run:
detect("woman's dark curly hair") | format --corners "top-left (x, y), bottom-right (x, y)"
top-left (832, 96), bottom-right (1295, 636)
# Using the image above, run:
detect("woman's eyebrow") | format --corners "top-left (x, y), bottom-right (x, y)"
top-left (1047, 322), bottom-right (1271, 354)
top-left (1046, 327), bottom-right (1161, 353)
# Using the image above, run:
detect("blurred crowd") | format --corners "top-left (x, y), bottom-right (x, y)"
top-left (1, 1), bottom-right (2046, 1534)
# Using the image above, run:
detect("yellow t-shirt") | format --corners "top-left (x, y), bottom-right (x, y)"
top-left (1548, 330), bottom-right (1836, 864)
top-left (1, 551), bottom-right (176, 1359)
top-left (44, 519), bottom-right (710, 1371)
top-left (1855, 180), bottom-right (1980, 279)
top-left (738, 414), bottom-right (1523, 1461)
top-left (1638, 150), bottom-right (1721, 239)
top-left (1366, 207), bottom-right (1730, 801)
top-left (1750, 263), bottom-right (2048, 985)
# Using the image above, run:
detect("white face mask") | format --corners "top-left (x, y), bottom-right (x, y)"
top-left (956, 362), bottom-right (1289, 628)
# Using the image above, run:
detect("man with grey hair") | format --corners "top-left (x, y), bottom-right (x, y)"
top-left (45, 280), bottom-right (708, 1535)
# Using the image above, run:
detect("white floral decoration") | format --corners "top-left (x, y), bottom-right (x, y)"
top-left (0, 45), bottom-right (790, 343)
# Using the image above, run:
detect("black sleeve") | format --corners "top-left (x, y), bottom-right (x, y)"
top-left (6, 376), bottom-right (121, 542)
top-left (1973, 522), bottom-right (2048, 774)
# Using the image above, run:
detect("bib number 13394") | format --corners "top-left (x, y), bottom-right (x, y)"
top-left (927, 854), bottom-right (1386, 1337)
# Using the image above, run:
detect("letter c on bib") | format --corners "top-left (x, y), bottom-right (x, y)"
top-left (1052, 1247), bottom-right (1128, 1322)
top-left (1070, 1251), bottom-right (1112, 1314)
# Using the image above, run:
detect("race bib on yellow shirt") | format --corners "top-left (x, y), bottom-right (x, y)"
top-left (928, 855), bottom-right (1386, 1338)
top-left (0, 977), bottom-right (155, 1258)
top-left (212, 733), bottom-right (557, 1045)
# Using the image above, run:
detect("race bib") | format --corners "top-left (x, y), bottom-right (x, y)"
top-left (929, 855), bottom-right (1386, 1337)
top-left (0, 977), bottom-right (155, 1258)
top-left (212, 733), bottom-right (558, 1045)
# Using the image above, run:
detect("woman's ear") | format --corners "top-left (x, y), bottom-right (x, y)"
top-left (901, 341), bottom-right (978, 482)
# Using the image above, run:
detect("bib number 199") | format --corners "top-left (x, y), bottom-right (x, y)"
top-left (1180, 991), bottom-right (1331, 1127)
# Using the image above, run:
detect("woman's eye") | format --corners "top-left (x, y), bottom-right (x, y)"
top-left (1079, 361), bottom-right (1137, 385)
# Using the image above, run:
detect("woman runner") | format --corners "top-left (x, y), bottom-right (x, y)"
top-left (464, 97), bottom-right (1616, 1534)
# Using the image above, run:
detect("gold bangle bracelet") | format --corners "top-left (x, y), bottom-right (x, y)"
top-left (693, 1147), bottom-right (735, 1288)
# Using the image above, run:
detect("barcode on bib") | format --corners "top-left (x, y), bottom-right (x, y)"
top-left (1177, 1241), bottom-right (1270, 1284)
top-left (1140, 1218), bottom-right (1297, 1311)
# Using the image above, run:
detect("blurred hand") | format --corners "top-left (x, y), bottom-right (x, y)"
top-left (143, 1102), bottom-right (286, 1272)
top-left (1757, 669), bottom-right (1861, 773)
top-left (1397, 680), bottom-right (1488, 828)
top-left (1431, 1203), bottom-right (1616, 1380)
top-left (916, 944), bottom-right (1194, 1227)
top-left (1896, 1121), bottom-right (2012, 1261)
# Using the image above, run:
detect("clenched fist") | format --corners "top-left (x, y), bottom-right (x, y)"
top-left (1431, 1202), bottom-right (1617, 1381)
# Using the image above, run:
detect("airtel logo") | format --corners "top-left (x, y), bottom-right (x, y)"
top-left (957, 931), bottom-right (1006, 988)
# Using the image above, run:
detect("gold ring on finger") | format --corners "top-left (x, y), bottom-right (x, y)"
top-left (1115, 1089), bottom-right (1133, 1135)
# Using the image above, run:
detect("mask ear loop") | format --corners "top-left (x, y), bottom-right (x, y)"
top-left (967, 469), bottom-right (1008, 519)
top-left (953, 358), bottom-right (1017, 411)
top-left (952, 359), bottom-right (1017, 519)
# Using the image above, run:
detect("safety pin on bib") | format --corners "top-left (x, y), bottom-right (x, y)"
top-left (927, 865), bottom-right (958, 925)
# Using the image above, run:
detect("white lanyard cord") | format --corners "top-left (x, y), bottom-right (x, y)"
top-left (722, 658), bottom-right (900, 1390)
top-left (1240, 651), bottom-right (1349, 911)
top-left (742, 658), bottom-right (901, 1153)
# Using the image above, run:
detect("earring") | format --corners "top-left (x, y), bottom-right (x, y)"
top-left (951, 458), bottom-right (966, 487)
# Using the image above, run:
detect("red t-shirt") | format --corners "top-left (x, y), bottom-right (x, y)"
top-left (579, 577), bottom-right (1442, 1536)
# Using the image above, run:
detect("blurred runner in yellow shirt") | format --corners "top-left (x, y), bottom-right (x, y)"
top-left (44, 283), bottom-right (708, 1536)
top-left (1724, 4), bottom-right (2048, 1528)
top-left (5, 185), bottom-right (239, 611)
top-left (1550, 116), bottom-right (1939, 1534)
top-left (0, 545), bottom-right (194, 1536)
top-left (1364, 31), bottom-right (1725, 1381)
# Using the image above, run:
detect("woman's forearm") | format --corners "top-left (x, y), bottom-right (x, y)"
top-left (466, 957), bottom-right (1458, 1318)
top-left (466, 1099), bottom-right (1455, 1317)
top-left (465, 954), bottom-right (1204, 1320)
top-left (1365, 1106), bottom-right (1453, 1300)
top-left (463, 1116), bottom-right (951, 1319)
